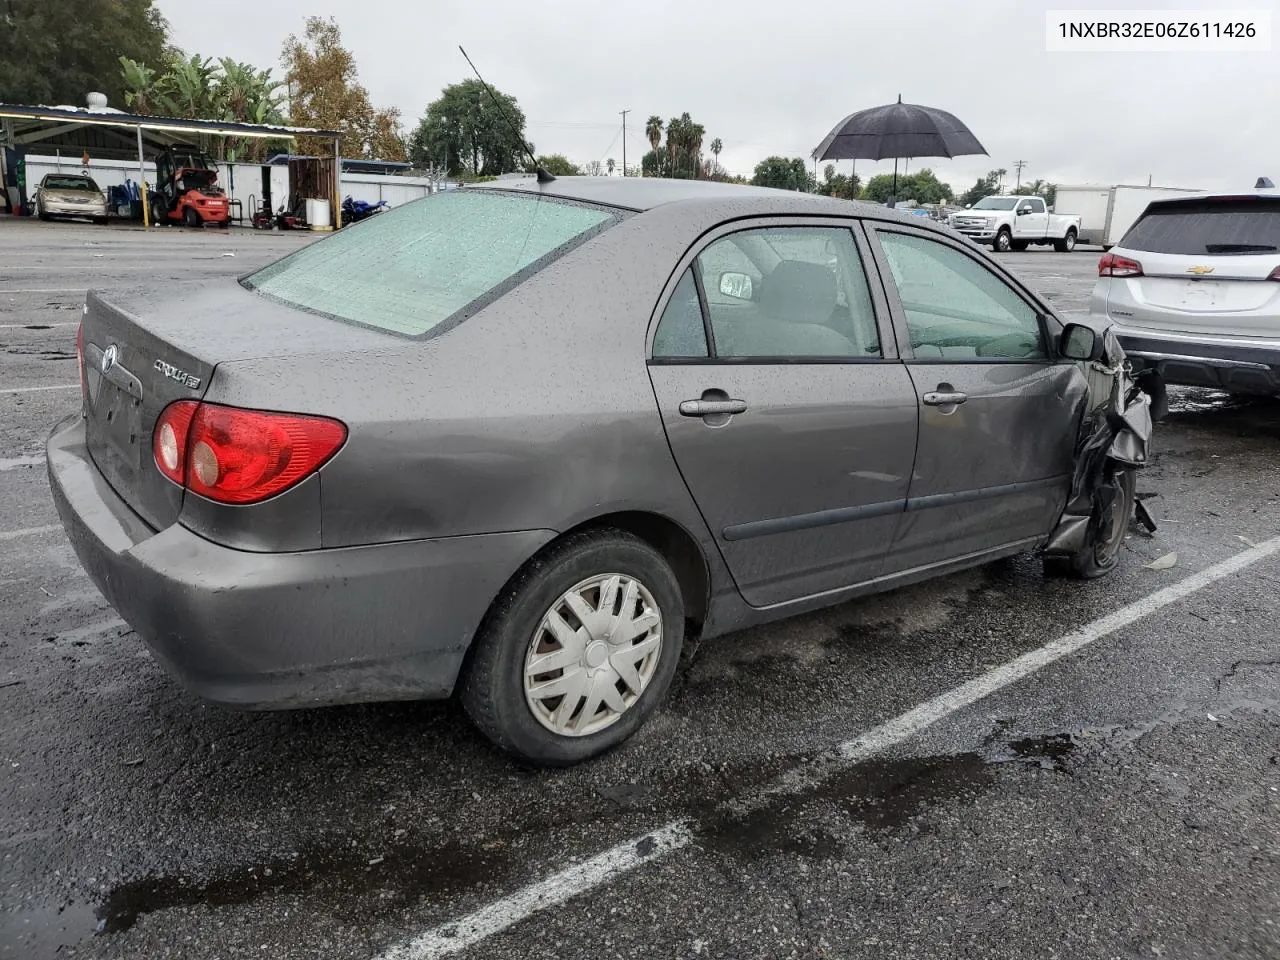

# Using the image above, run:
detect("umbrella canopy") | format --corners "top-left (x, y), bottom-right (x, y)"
top-left (813, 95), bottom-right (987, 162)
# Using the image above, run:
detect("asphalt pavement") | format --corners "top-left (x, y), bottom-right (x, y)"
top-left (0, 220), bottom-right (1276, 960)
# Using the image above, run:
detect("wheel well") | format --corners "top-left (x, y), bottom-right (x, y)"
top-left (563, 512), bottom-right (710, 626)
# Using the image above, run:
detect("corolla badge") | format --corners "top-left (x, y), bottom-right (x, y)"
top-left (153, 358), bottom-right (202, 390)
top-left (100, 344), bottom-right (118, 374)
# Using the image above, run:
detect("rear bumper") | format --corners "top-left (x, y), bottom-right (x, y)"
top-left (46, 414), bottom-right (554, 708)
top-left (1111, 324), bottom-right (1280, 394)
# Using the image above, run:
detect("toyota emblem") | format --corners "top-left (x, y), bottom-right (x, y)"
top-left (101, 344), bottom-right (118, 375)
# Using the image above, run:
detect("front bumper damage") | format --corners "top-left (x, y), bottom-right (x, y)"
top-left (1046, 327), bottom-right (1159, 557)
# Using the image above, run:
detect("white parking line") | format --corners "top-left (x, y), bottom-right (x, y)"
top-left (0, 322), bottom-right (79, 329)
top-left (375, 534), bottom-right (1280, 960)
top-left (2, 288), bottom-right (86, 295)
top-left (0, 455), bottom-right (46, 472)
top-left (380, 822), bottom-right (694, 960)
top-left (0, 524), bottom-right (60, 542)
top-left (0, 384), bottom-right (78, 395)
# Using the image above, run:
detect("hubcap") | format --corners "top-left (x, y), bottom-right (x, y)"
top-left (523, 573), bottom-right (663, 738)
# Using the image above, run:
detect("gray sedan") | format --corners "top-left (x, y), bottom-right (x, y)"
top-left (48, 177), bottom-right (1142, 766)
top-left (35, 172), bottom-right (109, 224)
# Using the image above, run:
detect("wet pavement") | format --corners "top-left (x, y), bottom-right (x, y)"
top-left (0, 225), bottom-right (1276, 959)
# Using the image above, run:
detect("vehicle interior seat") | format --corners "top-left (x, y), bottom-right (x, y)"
top-left (712, 260), bottom-right (856, 357)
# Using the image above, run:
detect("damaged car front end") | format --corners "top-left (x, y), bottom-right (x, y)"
top-left (1045, 325), bottom-right (1162, 578)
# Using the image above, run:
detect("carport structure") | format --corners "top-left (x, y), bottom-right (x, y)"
top-left (0, 102), bottom-right (343, 227)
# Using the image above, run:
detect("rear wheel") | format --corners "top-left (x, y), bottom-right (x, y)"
top-left (461, 529), bottom-right (684, 766)
top-left (1045, 467), bottom-right (1136, 579)
top-left (183, 207), bottom-right (201, 228)
top-left (1054, 229), bottom-right (1077, 253)
top-left (992, 228), bottom-right (1012, 252)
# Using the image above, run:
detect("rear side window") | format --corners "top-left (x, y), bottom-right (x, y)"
top-left (1120, 198), bottom-right (1280, 255)
top-left (244, 191), bottom-right (617, 336)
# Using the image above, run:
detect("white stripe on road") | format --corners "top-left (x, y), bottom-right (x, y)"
top-left (0, 384), bottom-right (78, 395)
top-left (0, 322), bottom-right (79, 329)
top-left (376, 534), bottom-right (1280, 960)
top-left (380, 822), bottom-right (693, 960)
top-left (0, 524), bottom-right (60, 542)
top-left (0, 455), bottom-right (46, 472)
top-left (2, 288), bottom-right (86, 295)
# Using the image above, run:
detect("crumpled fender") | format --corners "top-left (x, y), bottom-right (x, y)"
top-left (1045, 327), bottom-right (1154, 556)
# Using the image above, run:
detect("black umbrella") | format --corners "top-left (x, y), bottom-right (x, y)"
top-left (813, 95), bottom-right (987, 202)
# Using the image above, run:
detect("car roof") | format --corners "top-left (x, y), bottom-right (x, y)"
top-left (1140, 188), bottom-right (1280, 205)
top-left (468, 175), bottom-right (953, 234)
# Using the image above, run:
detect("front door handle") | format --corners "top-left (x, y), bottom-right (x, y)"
top-left (679, 398), bottom-right (748, 417)
top-left (922, 390), bottom-right (968, 406)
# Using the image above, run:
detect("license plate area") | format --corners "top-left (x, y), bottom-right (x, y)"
top-left (84, 344), bottom-right (145, 482)
top-left (1178, 279), bottom-right (1221, 308)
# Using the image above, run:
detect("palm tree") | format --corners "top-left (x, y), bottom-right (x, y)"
top-left (607, 157), bottom-right (616, 176)
top-left (710, 138), bottom-right (722, 166)
top-left (645, 115), bottom-right (663, 153)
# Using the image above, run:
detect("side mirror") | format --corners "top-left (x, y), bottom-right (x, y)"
top-left (719, 271), bottom-right (754, 301)
top-left (1060, 322), bottom-right (1103, 362)
top-left (1016, 207), bottom-right (1029, 215)
top-left (964, 203), bottom-right (972, 209)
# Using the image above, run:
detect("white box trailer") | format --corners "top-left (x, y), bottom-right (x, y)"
top-left (1053, 184), bottom-right (1202, 249)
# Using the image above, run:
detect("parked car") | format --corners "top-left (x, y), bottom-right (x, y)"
top-left (949, 196), bottom-right (1081, 252)
top-left (1054, 184), bottom-right (1202, 250)
top-left (34, 173), bottom-right (108, 224)
top-left (48, 178), bottom-right (1147, 766)
top-left (1089, 188), bottom-right (1280, 395)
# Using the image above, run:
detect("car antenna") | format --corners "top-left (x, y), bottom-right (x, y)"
top-left (458, 46), bottom-right (555, 184)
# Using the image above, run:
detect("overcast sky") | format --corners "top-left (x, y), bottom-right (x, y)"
top-left (158, 0), bottom-right (1277, 192)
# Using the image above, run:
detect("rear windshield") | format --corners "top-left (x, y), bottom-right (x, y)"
top-left (1120, 198), bottom-right (1280, 255)
top-left (243, 190), bottom-right (618, 336)
top-left (44, 176), bottom-right (98, 191)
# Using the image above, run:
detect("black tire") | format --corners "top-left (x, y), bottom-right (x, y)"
top-left (992, 228), bottom-right (1012, 252)
top-left (1011, 239), bottom-right (1030, 252)
top-left (1054, 229), bottom-right (1077, 253)
top-left (183, 206), bottom-right (201, 228)
top-left (1045, 467), bottom-right (1137, 580)
top-left (461, 529), bottom-right (684, 766)
top-left (93, 217), bottom-right (108, 226)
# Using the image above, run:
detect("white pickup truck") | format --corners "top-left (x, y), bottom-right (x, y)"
top-left (948, 196), bottom-right (1081, 253)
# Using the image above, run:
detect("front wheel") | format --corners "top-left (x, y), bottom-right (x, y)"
top-left (992, 228), bottom-right (1012, 253)
top-left (461, 529), bottom-right (684, 766)
top-left (1054, 230), bottom-right (1077, 253)
top-left (1045, 467), bottom-right (1136, 579)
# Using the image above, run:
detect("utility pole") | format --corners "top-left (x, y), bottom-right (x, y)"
top-left (619, 108), bottom-right (630, 176)
top-left (1013, 159), bottom-right (1028, 190)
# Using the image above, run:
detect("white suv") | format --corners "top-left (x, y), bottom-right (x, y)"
top-left (1088, 188), bottom-right (1280, 395)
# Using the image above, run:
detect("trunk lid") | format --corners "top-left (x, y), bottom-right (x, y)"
top-left (80, 280), bottom-right (391, 530)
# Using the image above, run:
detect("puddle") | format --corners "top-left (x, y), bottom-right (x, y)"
top-left (0, 899), bottom-right (99, 958)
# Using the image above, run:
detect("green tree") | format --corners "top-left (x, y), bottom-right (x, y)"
top-left (645, 115), bottom-right (664, 152)
top-left (816, 163), bottom-right (860, 200)
top-left (537, 154), bottom-right (581, 176)
top-left (751, 156), bottom-right (814, 192)
top-left (1014, 178), bottom-right (1057, 206)
top-left (282, 16), bottom-right (405, 160)
top-left (0, 0), bottom-right (168, 107)
top-left (959, 170), bottom-right (1004, 206)
top-left (641, 112), bottom-right (707, 179)
top-left (408, 78), bottom-right (531, 177)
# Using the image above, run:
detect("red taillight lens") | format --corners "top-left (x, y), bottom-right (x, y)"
top-left (152, 402), bottom-right (346, 505)
top-left (1099, 252), bottom-right (1144, 277)
top-left (75, 319), bottom-right (86, 400)
top-left (1269, 265), bottom-right (1280, 281)
top-left (153, 399), bottom-right (198, 485)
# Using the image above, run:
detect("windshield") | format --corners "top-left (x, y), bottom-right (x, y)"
top-left (43, 176), bottom-right (98, 191)
top-left (971, 197), bottom-right (1018, 211)
top-left (1120, 198), bottom-right (1280, 255)
top-left (244, 190), bottom-right (618, 336)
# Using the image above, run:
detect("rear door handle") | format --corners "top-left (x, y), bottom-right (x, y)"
top-left (922, 391), bottom-right (968, 406)
top-left (679, 399), bottom-right (748, 417)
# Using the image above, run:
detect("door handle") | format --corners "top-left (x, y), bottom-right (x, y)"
top-left (922, 390), bottom-right (968, 406)
top-left (679, 398), bottom-right (748, 417)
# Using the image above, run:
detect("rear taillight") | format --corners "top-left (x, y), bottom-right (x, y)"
top-left (75, 319), bottom-right (86, 400)
top-left (1269, 265), bottom-right (1280, 281)
top-left (1099, 252), bottom-right (1144, 278)
top-left (153, 401), bottom-right (346, 505)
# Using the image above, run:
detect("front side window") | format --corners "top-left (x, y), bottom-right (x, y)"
top-left (693, 227), bottom-right (881, 359)
top-left (244, 191), bottom-right (617, 336)
top-left (878, 231), bottom-right (1046, 361)
top-left (1030, 198), bottom-right (1046, 213)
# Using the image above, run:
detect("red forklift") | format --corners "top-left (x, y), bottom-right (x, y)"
top-left (152, 145), bottom-right (230, 228)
